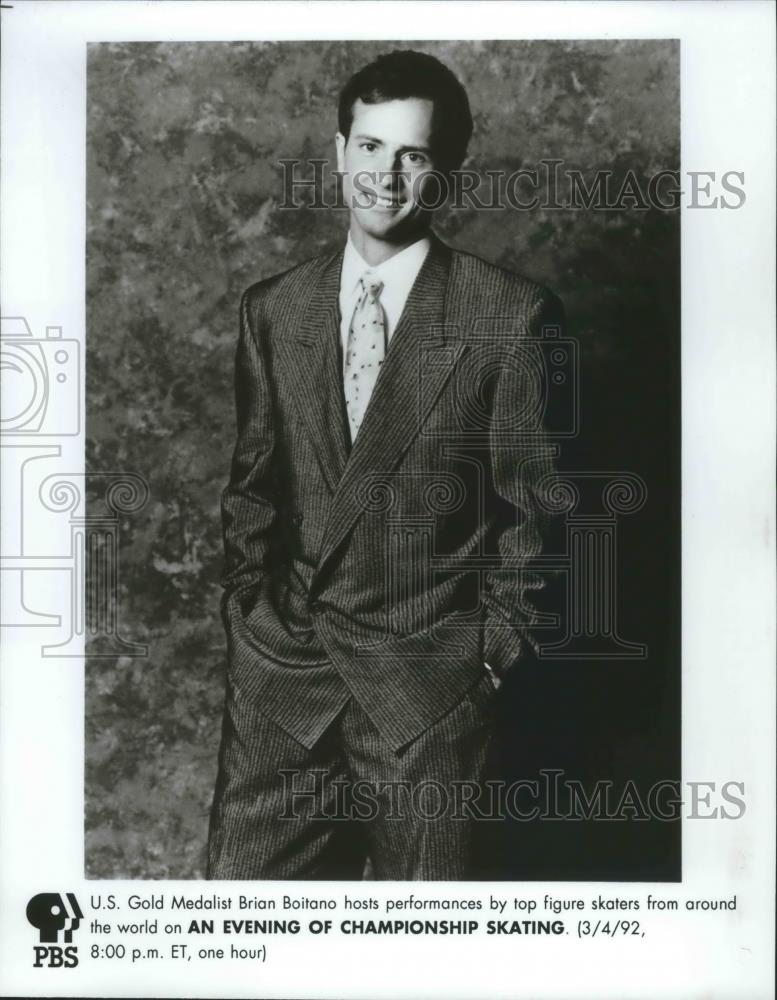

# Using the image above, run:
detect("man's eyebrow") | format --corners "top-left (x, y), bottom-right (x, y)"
top-left (399, 144), bottom-right (433, 156)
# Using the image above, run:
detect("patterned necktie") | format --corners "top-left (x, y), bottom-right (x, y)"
top-left (344, 271), bottom-right (386, 442)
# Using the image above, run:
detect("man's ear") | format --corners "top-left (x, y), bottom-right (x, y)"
top-left (335, 132), bottom-right (346, 173)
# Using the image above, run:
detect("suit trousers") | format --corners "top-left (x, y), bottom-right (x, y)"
top-left (206, 671), bottom-right (500, 880)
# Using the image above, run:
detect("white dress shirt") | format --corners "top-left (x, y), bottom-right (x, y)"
top-left (338, 234), bottom-right (431, 368)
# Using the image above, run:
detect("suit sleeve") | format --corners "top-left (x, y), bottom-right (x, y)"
top-left (220, 289), bottom-right (279, 609)
top-left (481, 288), bottom-right (565, 677)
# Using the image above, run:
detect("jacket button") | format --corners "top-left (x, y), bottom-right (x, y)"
top-left (292, 512), bottom-right (303, 526)
top-left (309, 601), bottom-right (325, 616)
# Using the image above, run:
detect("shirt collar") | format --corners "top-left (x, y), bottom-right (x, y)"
top-left (340, 233), bottom-right (432, 299)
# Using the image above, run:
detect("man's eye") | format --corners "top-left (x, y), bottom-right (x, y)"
top-left (360, 142), bottom-right (377, 153)
top-left (403, 152), bottom-right (427, 165)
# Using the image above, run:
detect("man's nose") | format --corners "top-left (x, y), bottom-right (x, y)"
top-left (378, 164), bottom-right (405, 192)
top-left (376, 156), bottom-right (406, 191)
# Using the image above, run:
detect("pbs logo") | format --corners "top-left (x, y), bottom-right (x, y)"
top-left (26, 892), bottom-right (83, 969)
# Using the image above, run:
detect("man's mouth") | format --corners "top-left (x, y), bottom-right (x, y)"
top-left (372, 194), bottom-right (403, 209)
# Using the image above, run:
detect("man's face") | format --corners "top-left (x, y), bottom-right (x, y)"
top-left (336, 97), bottom-right (439, 245)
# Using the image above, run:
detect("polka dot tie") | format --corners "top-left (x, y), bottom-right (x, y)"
top-left (344, 271), bottom-right (386, 442)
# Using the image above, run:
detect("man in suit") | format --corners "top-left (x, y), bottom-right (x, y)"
top-left (207, 50), bottom-right (563, 880)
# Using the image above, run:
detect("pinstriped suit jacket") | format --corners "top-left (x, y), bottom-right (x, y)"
top-left (221, 233), bottom-right (563, 751)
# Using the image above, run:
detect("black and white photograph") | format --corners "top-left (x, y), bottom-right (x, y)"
top-left (0, 2), bottom-right (774, 998)
top-left (85, 37), bottom-right (681, 884)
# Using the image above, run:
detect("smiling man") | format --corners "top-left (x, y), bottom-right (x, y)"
top-left (207, 50), bottom-right (563, 880)
top-left (335, 85), bottom-right (443, 262)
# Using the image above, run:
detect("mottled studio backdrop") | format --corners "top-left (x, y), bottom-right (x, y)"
top-left (86, 40), bottom-right (680, 879)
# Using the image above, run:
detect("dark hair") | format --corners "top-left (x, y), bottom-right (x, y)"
top-left (337, 50), bottom-right (473, 172)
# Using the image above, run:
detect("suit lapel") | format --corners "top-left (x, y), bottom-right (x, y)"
top-left (277, 249), bottom-right (349, 493)
top-left (318, 237), bottom-right (463, 570)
